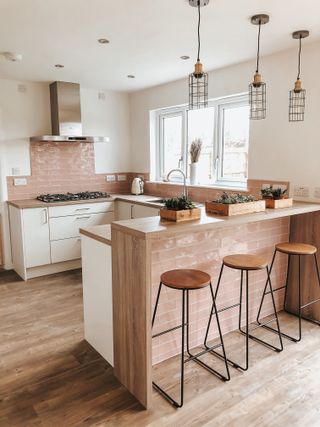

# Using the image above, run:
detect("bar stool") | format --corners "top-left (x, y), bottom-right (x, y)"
top-left (152, 269), bottom-right (230, 408)
top-left (257, 242), bottom-right (320, 342)
top-left (205, 254), bottom-right (283, 372)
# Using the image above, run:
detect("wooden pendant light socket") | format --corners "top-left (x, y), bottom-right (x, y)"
top-left (294, 79), bottom-right (302, 93)
top-left (253, 72), bottom-right (262, 87)
top-left (194, 61), bottom-right (204, 77)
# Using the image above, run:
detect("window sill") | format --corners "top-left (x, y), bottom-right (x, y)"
top-left (147, 180), bottom-right (249, 193)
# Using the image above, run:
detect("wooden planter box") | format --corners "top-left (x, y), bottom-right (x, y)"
top-left (160, 207), bottom-right (201, 222)
top-left (205, 200), bottom-right (265, 216)
top-left (265, 198), bottom-right (293, 209)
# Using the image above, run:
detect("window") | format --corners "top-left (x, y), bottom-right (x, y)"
top-left (154, 94), bottom-right (249, 186)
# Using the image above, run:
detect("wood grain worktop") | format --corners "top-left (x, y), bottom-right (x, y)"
top-left (112, 202), bottom-right (320, 239)
top-left (7, 194), bottom-right (165, 209)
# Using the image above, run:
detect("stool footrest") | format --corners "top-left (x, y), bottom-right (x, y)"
top-left (301, 297), bottom-right (320, 309)
top-left (184, 343), bottom-right (222, 363)
top-left (249, 317), bottom-right (277, 332)
top-left (152, 323), bottom-right (187, 339)
top-left (216, 302), bottom-right (241, 314)
top-left (265, 284), bottom-right (287, 295)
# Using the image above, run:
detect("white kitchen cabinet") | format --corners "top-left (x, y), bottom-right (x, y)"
top-left (22, 208), bottom-right (51, 268)
top-left (9, 201), bottom-right (115, 280)
top-left (132, 204), bottom-right (160, 218)
top-left (116, 201), bottom-right (133, 220)
top-left (50, 212), bottom-right (114, 240)
top-left (81, 235), bottom-right (113, 366)
top-left (116, 201), bottom-right (159, 220)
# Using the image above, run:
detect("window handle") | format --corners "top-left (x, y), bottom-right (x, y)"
top-left (178, 158), bottom-right (183, 169)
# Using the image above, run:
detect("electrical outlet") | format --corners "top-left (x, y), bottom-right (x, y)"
top-left (117, 174), bottom-right (127, 181)
top-left (261, 183), bottom-right (271, 189)
top-left (14, 178), bottom-right (27, 186)
top-left (105, 175), bottom-right (116, 182)
top-left (293, 185), bottom-right (310, 198)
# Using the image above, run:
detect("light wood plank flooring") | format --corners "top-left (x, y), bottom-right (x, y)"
top-left (0, 269), bottom-right (320, 426)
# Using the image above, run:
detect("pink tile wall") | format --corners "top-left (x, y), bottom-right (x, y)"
top-left (151, 217), bottom-right (290, 365)
top-left (6, 142), bottom-right (149, 200)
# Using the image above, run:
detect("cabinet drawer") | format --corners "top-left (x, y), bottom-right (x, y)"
top-left (51, 237), bottom-right (81, 263)
top-left (50, 212), bottom-right (114, 241)
top-left (49, 202), bottom-right (114, 218)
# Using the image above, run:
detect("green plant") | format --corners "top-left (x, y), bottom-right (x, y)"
top-left (164, 195), bottom-right (196, 211)
top-left (214, 192), bottom-right (256, 205)
top-left (261, 186), bottom-right (287, 200)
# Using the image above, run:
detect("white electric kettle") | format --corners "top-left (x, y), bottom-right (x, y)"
top-left (131, 177), bottom-right (144, 195)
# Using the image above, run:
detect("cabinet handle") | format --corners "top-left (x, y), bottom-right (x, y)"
top-left (75, 207), bottom-right (90, 211)
top-left (76, 216), bottom-right (91, 220)
top-left (131, 205), bottom-right (134, 219)
top-left (43, 209), bottom-right (48, 224)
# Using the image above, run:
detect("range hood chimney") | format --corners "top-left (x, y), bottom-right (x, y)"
top-left (30, 81), bottom-right (109, 143)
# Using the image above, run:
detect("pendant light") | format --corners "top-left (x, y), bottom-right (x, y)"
top-left (289, 30), bottom-right (309, 122)
top-left (249, 14), bottom-right (269, 120)
top-left (188, 0), bottom-right (209, 110)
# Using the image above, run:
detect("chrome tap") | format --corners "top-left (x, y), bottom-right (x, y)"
top-left (166, 169), bottom-right (188, 198)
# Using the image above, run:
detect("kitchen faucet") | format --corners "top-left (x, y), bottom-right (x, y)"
top-left (166, 169), bottom-right (188, 198)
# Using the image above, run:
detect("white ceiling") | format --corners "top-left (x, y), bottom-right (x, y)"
top-left (0, 0), bottom-right (319, 92)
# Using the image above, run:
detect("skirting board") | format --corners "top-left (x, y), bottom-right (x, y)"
top-left (25, 259), bottom-right (82, 280)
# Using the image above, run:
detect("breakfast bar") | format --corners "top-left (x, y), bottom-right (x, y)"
top-left (80, 202), bottom-right (320, 409)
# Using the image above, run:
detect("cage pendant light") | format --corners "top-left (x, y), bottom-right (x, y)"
top-left (249, 14), bottom-right (269, 120)
top-left (188, 0), bottom-right (209, 110)
top-left (289, 30), bottom-right (309, 122)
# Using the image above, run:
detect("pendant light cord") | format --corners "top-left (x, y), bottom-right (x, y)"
top-left (256, 20), bottom-right (261, 73)
top-left (297, 35), bottom-right (302, 80)
top-left (197, 1), bottom-right (201, 62)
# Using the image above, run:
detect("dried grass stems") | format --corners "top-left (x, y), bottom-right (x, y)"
top-left (189, 138), bottom-right (202, 163)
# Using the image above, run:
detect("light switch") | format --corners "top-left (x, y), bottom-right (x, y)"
top-left (293, 185), bottom-right (310, 197)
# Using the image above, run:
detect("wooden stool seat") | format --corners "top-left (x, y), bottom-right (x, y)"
top-left (160, 269), bottom-right (211, 290)
top-left (223, 254), bottom-right (268, 271)
top-left (275, 242), bottom-right (317, 255)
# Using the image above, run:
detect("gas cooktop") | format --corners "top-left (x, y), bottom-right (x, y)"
top-left (37, 191), bottom-right (111, 203)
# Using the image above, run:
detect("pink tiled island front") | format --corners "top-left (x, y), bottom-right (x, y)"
top-left (110, 202), bottom-right (320, 409)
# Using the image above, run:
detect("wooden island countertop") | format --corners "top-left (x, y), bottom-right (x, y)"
top-left (112, 202), bottom-right (320, 238)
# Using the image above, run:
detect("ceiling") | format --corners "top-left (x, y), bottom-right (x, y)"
top-left (0, 0), bottom-right (319, 92)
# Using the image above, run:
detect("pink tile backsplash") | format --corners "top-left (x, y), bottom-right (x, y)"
top-left (151, 217), bottom-right (290, 365)
top-left (6, 142), bottom-right (149, 200)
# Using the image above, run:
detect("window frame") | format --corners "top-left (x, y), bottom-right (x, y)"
top-left (154, 93), bottom-right (249, 187)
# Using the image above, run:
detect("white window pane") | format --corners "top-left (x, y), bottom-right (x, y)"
top-left (163, 115), bottom-right (183, 175)
top-left (188, 107), bottom-right (215, 184)
top-left (222, 105), bottom-right (249, 180)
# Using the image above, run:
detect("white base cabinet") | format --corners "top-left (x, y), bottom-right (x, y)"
top-left (81, 235), bottom-right (113, 366)
top-left (116, 201), bottom-right (160, 220)
top-left (9, 201), bottom-right (114, 280)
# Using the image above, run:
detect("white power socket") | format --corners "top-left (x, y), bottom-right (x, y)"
top-left (293, 185), bottom-right (310, 198)
top-left (14, 178), bottom-right (27, 186)
top-left (105, 175), bottom-right (116, 182)
top-left (117, 174), bottom-right (127, 181)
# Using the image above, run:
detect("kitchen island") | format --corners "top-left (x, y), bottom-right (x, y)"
top-left (81, 202), bottom-right (320, 409)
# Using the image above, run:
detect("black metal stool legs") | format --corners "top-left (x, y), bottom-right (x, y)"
top-left (257, 251), bottom-right (320, 344)
top-left (206, 263), bottom-right (283, 372)
top-left (152, 281), bottom-right (230, 408)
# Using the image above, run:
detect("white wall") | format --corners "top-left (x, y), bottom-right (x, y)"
top-left (0, 78), bottom-right (131, 268)
top-left (129, 41), bottom-right (320, 195)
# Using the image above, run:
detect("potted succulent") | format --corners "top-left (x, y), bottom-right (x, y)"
top-left (261, 186), bottom-right (292, 209)
top-left (189, 139), bottom-right (202, 185)
top-left (205, 191), bottom-right (266, 216)
top-left (160, 195), bottom-right (201, 222)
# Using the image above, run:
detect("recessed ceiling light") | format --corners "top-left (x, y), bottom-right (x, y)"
top-left (127, 75), bottom-right (135, 79)
top-left (98, 38), bottom-right (110, 44)
top-left (180, 55), bottom-right (190, 60)
top-left (54, 64), bottom-right (64, 68)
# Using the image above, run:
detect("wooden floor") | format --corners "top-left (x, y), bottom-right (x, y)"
top-left (0, 269), bottom-right (320, 427)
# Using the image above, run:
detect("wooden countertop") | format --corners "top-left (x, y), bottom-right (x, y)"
top-left (7, 194), bottom-right (165, 209)
top-left (112, 202), bottom-right (320, 239)
top-left (80, 225), bottom-right (111, 246)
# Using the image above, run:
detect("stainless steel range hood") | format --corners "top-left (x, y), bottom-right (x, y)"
top-left (30, 81), bottom-right (109, 143)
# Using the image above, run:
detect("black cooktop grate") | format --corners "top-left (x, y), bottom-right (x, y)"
top-left (37, 191), bottom-right (111, 203)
